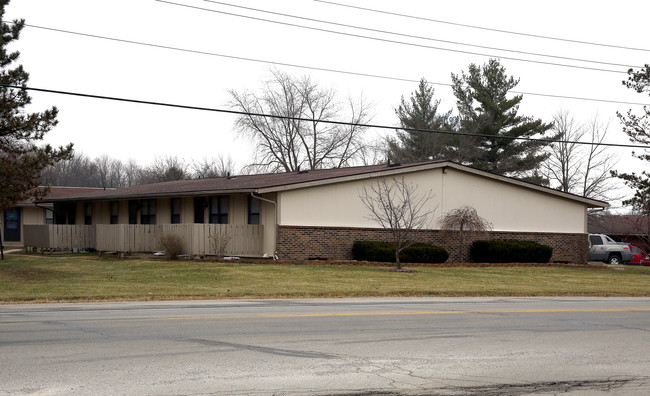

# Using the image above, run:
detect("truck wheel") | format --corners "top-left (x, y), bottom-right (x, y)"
top-left (607, 255), bottom-right (622, 265)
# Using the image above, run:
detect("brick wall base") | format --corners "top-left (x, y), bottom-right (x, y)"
top-left (277, 226), bottom-right (589, 264)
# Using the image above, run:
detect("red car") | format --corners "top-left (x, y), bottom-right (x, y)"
top-left (628, 245), bottom-right (647, 265)
top-left (641, 255), bottom-right (650, 266)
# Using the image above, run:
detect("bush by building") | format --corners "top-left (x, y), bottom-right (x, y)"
top-left (470, 239), bottom-right (553, 263)
top-left (352, 241), bottom-right (448, 263)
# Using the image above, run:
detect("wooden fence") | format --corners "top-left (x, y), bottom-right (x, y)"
top-left (23, 225), bottom-right (96, 251)
top-left (23, 224), bottom-right (264, 257)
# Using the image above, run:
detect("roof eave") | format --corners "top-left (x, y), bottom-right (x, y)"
top-left (38, 188), bottom-right (260, 203)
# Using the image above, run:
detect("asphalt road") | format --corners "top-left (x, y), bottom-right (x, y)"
top-left (1, 297), bottom-right (650, 395)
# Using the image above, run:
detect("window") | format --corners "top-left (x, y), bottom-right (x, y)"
top-left (140, 199), bottom-right (157, 225)
top-left (54, 202), bottom-right (76, 224)
top-left (110, 201), bottom-right (119, 224)
top-left (84, 202), bottom-right (92, 225)
top-left (209, 196), bottom-right (229, 224)
top-left (128, 200), bottom-right (138, 224)
top-left (248, 196), bottom-right (261, 225)
top-left (194, 197), bottom-right (205, 224)
top-left (171, 198), bottom-right (181, 224)
top-left (128, 199), bottom-right (156, 224)
top-left (45, 209), bottom-right (53, 225)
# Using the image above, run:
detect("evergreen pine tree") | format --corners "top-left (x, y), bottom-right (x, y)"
top-left (0, 0), bottom-right (72, 209)
top-left (388, 78), bottom-right (455, 163)
top-left (451, 59), bottom-right (553, 183)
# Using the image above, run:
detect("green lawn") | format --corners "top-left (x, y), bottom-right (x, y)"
top-left (0, 253), bottom-right (648, 302)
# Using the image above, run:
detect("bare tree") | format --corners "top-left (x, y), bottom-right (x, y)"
top-left (93, 155), bottom-right (127, 188)
top-left (544, 111), bottom-right (619, 201)
top-left (142, 156), bottom-right (189, 183)
top-left (359, 138), bottom-right (388, 166)
top-left (41, 153), bottom-right (98, 187)
top-left (582, 116), bottom-right (620, 201)
top-left (192, 155), bottom-right (236, 178)
top-left (123, 158), bottom-right (144, 187)
top-left (229, 69), bottom-right (372, 172)
top-left (438, 205), bottom-right (492, 262)
top-left (359, 176), bottom-right (434, 269)
top-left (544, 110), bottom-right (584, 193)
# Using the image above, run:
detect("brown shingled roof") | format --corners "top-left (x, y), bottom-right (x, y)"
top-left (39, 160), bottom-right (441, 202)
top-left (14, 187), bottom-right (112, 206)
top-left (35, 160), bottom-right (609, 209)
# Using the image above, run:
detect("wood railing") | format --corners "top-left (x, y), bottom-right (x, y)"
top-left (23, 224), bottom-right (264, 257)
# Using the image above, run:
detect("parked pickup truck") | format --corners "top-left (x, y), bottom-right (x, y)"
top-left (588, 234), bottom-right (633, 264)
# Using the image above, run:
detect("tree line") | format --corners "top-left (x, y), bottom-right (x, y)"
top-left (40, 154), bottom-right (236, 188)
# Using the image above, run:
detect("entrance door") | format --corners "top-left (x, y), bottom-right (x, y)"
top-left (3, 208), bottom-right (21, 242)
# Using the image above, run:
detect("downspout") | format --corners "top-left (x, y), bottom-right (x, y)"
top-left (250, 192), bottom-right (278, 259)
top-left (34, 203), bottom-right (53, 216)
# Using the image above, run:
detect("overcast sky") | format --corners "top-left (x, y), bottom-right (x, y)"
top-left (5, 0), bottom-right (649, 197)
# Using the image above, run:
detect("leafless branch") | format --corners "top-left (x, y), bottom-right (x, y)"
top-left (359, 176), bottom-right (434, 269)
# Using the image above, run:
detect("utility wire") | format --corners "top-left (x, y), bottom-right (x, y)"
top-left (3, 83), bottom-right (648, 150)
top-left (198, 0), bottom-right (641, 70)
top-left (155, 0), bottom-right (626, 74)
top-left (314, 0), bottom-right (650, 53)
top-left (19, 23), bottom-right (649, 107)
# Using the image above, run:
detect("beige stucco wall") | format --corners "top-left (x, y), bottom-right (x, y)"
top-left (440, 168), bottom-right (587, 233)
top-left (278, 170), bottom-right (442, 229)
top-left (22, 206), bottom-right (47, 225)
top-left (277, 167), bottom-right (588, 234)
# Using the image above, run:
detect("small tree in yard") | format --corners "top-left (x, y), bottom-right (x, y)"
top-left (359, 176), bottom-right (434, 270)
top-left (158, 234), bottom-right (183, 260)
top-left (439, 205), bottom-right (492, 262)
top-left (210, 229), bottom-right (231, 257)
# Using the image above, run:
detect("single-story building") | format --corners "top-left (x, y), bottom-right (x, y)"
top-left (28, 160), bottom-right (608, 263)
top-left (1, 187), bottom-right (107, 249)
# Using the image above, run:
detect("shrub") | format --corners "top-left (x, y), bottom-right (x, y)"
top-left (470, 239), bottom-right (553, 263)
top-left (401, 243), bottom-right (449, 264)
top-left (352, 241), bottom-right (394, 262)
top-left (158, 233), bottom-right (184, 260)
top-left (352, 241), bottom-right (448, 263)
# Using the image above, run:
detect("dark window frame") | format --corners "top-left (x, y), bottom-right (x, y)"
top-left (54, 202), bottom-right (76, 225)
top-left (140, 199), bottom-right (157, 225)
top-left (170, 198), bottom-right (181, 224)
top-left (209, 195), bottom-right (229, 224)
top-left (110, 201), bottom-right (119, 224)
top-left (248, 195), bottom-right (261, 225)
top-left (194, 197), bottom-right (205, 224)
top-left (128, 200), bottom-right (138, 224)
top-left (84, 202), bottom-right (92, 225)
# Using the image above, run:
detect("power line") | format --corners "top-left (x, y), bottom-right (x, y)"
top-left (155, 0), bottom-right (626, 74)
top-left (314, 0), bottom-right (650, 53)
top-left (3, 83), bottom-right (649, 150)
top-left (20, 23), bottom-right (650, 107)
top-left (198, 0), bottom-right (641, 70)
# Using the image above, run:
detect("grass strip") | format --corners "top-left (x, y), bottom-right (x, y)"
top-left (0, 253), bottom-right (648, 302)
